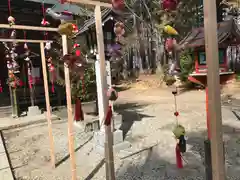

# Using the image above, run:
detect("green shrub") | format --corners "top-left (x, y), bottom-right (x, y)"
top-left (179, 50), bottom-right (194, 82)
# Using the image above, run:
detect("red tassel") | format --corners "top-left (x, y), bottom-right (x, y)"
top-left (75, 98), bottom-right (84, 121)
top-left (51, 70), bottom-right (56, 93)
top-left (176, 144), bottom-right (183, 168)
top-left (104, 106), bottom-right (112, 126)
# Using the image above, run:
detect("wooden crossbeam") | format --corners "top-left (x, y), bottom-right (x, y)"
top-left (0, 39), bottom-right (53, 43)
top-left (67, 0), bottom-right (112, 8)
top-left (0, 24), bottom-right (58, 32)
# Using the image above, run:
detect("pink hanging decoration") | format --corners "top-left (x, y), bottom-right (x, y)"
top-left (112, 0), bottom-right (125, 10)
top-left (162, 0), bottom-right (179, 11)
top-left (48, 63), bottom-right (56, 93)
top-left (165, 38), bottom-right (174, 52)
top-left (0, 80), bottom-right (2, 93)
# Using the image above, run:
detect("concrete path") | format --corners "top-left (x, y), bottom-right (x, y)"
top-left (0, 134), bottom-right (14, 180)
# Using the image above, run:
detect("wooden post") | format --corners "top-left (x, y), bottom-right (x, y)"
top-left (95, 6), bottom-right (115, 180)
top-left (62, 35), bottom-right (77, 180)
top-left (203, 0), bottom-right (226, 179)
top-left (40, 42), bottom-right (55, 168)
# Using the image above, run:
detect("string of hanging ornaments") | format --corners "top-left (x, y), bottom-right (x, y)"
top-left (56, 7), bottom-right (88, 107)
top-left (6, 0), bottom-right (22, 90)
top-left (161, 0), bottom-right (187, 169)
top-left (172, 88), bottom-right (187, 169)
top-left (40, 0), bottom-right (57, 93)
top-left (112, 0), bottom-right (187, 169)
top-left (23, 31), bottom-right (34, 91)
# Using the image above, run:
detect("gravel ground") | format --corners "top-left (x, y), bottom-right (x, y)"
top-left (2, 88), bottom-right (240, 180)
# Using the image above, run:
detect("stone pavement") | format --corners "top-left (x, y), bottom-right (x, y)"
top-left (0, 133), bottom-right (14, 180)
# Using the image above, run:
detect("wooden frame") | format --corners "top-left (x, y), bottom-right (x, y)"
top-left (203, 0), bottom-right (225, 179)
top-left (0, 38), bottom-right (56, 168)
top-left (66, 0), bottom-right (112, 8)
top-left (0, 26), bottom-right (76, 176)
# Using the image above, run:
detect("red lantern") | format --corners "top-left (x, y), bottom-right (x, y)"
top-left (162, 0), bottom-right (179, 11)
top-left (112, 0), bottom-right (125, 10)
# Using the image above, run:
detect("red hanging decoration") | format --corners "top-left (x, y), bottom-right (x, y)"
top-left (165, 38), bottom-right (174, 52)
top-left (75, 49), bottom-right (81, 57)
top-left (112, 0), bottom-right (125, 10)
top-left (47, 58), bottom-right (56, 93)
top-left (174, 111), bottom-right (179, 116)
top-left (162, 0), bottom-right (179, 11)
top-left (104, 106), bottom-right (113, 126)
top-left (0, 80), bottom-right (3, 93)
top-left (176, 144), bottom-right (183, 168)
top-left (72, 24), bottom-right (78, 33)
top-left (74, 98), bottom-right (84, 122)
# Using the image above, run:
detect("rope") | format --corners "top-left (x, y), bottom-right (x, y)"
top-left (173, 87), bottom-right (179, 125)
top-left (8, 0), bottom-right (11, 16)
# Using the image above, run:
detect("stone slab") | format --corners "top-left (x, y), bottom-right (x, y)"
top-left (0, 153), bottom-right (9, 170)
top-left (113, 113), bottom-right (122, 130)
top-left (27, 106), bottom-right (42, 116)
top-left (94, 141), bottom-right (131, 155)
top-left (93, 130), bottom-right (124, 147)
top-left (0, 168), bottom-right (14, 180)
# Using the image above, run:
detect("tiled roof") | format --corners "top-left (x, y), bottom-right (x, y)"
top-left (180, 18), bottom-right (240, 48)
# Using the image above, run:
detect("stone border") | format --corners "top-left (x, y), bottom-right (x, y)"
top-left (0, 114), bottom-right (60, 131)
top-left (0, 132), bottom-right (14, 180)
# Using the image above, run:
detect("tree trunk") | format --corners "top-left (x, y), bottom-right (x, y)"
top-left (74, 97), bottom-right (84, 121)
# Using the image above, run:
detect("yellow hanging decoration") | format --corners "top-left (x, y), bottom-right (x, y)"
top-left (164, 25), bottom-right (178, 36)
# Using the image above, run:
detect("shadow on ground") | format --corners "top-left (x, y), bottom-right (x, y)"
top-left (115, 102), bottom-right (154, 139)
top-left (115, 124), bottom-right (240, 180)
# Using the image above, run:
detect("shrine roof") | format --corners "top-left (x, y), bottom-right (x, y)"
top-left (180, 18), bottom-right (240, 48)
top-left (76, 8), bottom-right (112, 34)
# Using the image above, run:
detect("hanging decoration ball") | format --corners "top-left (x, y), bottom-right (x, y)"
top-left (24, 43), bottom-right (28, 50)
top-left (72, 24), bottom-right (78, 33)
top-left (8, 16), bottom-right (15, 26)
top-left (45, 42), bottom-right (52, 50)
top-left (162, 0), bottom-right (179, 11)
top-left (41, 18), bottom-right (50, 26)
top-left (75, 49), bottom-right (81, 57)
top-left (174, 111), bottom-right (179, 116)
top-left (112, 0), bottom-right (125, 10)
top-left (172, 124), bottom-right (185, 139)
top-left (114, 22), bottom-right (125, 37)
top-left (58, 22), bottom-right (74, 36)
top-left (73, 43), bottom-right (80, 48)
top-left (107, 88), bottom-right (118, 101)
top-left (164, 25), bottom-right (178, 36)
